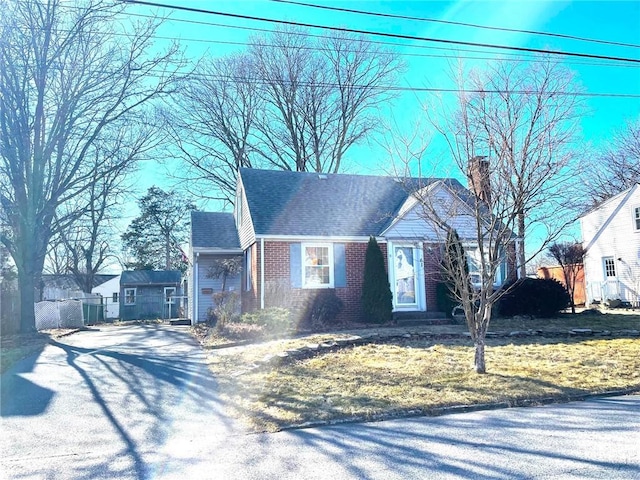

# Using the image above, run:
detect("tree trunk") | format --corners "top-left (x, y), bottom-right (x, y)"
top-left (517, 212), bottom-right (526, 278)
top-left (165, 233), bottom-right (171, 270)
top-left (17, 267), bottom-right (37, 333)
top-left (474, 338), bottom-right (486, 374)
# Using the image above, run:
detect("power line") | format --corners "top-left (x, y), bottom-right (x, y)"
top-left (52, 3), bottom-right (637, 67)
top-left (5, 22), bottom-right (634, 69)
top-left (271, 0), bottom-right (640, 50)
top-left (123, 0), bottom-right (640, 64)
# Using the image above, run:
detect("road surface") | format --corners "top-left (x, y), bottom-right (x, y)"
top-left (1, 324), bottom-right (638, 479)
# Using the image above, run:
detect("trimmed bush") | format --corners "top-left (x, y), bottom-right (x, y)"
top-left (498, 278), bottom-right (570, 318)
top-left (361, 236), bottom-right (393, 324)
top-left (307, 289), bottom-right (344, 329)
top-left (240, 307), bottom-right (294, 333)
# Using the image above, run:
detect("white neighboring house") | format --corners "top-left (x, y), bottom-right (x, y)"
top-left (92, 274), bottom-right (121, 319)
top-left (581, 183), bottom-right (640, 307)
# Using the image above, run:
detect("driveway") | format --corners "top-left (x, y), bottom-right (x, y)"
top-left (1, 324), bottom-right (639, 479)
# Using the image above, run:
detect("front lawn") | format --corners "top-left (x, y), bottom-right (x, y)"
top-left (0, 328), bottom-right (81, 373)
top-left (202, 313), bottom-right (640, 432)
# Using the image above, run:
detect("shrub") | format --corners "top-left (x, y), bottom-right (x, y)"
top-left (498, 278), bottom-right (570, 318)
top-left (212, 291), bottom-right (240, 332)
top-left (307, 289), bottom-right (344, 329)
top-left (240, 307), bottom-right (294, 334)
top-left (436, 281), bottom-right (458, 318)
top-left (361, 236), bottom-right (393, 324)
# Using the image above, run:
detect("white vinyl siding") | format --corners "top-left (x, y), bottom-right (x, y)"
top-left (195, 255), bottom-right (242, 322)
top-left (581, 185), bottom-right (640, 305)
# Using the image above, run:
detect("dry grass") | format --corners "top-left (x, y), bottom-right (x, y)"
top-left (206, 321), bottom-right (640, 432)
top-left (0, 328), bottom-right (80, 373)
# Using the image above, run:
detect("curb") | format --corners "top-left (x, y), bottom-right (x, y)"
top-left (276, 386), bottom-right (640, 433)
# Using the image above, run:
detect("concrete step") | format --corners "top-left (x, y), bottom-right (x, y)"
top-left (395, 317), bottom-right (453, 327)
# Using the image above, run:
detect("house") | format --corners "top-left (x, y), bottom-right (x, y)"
top-left (41, 274), bottom-right (117, 301)
top-left (580, 183), bottom-right (640, 307)
top-left (119, 270), bottom-right (183, 321)
top-left (92, 274), bottom-right (121, 319)
top-left (189, 166), bottom-right (516, 325)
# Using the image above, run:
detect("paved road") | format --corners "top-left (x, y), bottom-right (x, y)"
top-left (1, 325), bottom-right (639, 479)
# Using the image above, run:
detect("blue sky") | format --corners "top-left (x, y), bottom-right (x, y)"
top-left (127, 0), bottom-right (639, 187)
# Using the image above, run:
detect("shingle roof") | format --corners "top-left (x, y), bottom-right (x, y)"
top-left (41, 274), bottom-right (118, 290)
top-left (120, 270), bottom-right (181, 286)
top-left (191, 211), bottom-right (241, 249)
top-left (240, 168), bottom-right (459, 237)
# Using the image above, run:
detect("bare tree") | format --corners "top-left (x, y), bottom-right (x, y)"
top-left (165, 54), bottom-right (259, 203)
top-left (548, 242), bottom-right (585, 314)
top-left (433, 58), bottom-right (583, 278)
top-left (169, 27), bottom-right (404, 200)
top-left (0, 0), bottom-right (182, 332)
top-left (411, 57), bottom-right (583, 373)
top-left (585, 119), bottom-right (640, 206)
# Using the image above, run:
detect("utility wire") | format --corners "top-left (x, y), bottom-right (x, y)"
top-left (123, 0), bottom-right (640, 64)
top-left (271, 0), bottom-right (640, 49)
top-left (54, 3), bottom-right (638, 66)
top-left (5, 22), bottom-right (633, 68)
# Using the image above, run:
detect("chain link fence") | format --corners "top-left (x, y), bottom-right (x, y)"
top-left (35, 300), bottom-right (84, 330)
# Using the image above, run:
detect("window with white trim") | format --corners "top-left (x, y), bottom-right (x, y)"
top-left (164, 287), bottom-right (176, 304)
top-left (245, 248), bottom-right (252, 291)
top-left (466, 247), bottom-right (505, 286)
top-left (302, 244), bottom-right (333, 288)
top-left (124, 288), bottom-right (136, 305)
top-left (603, 257), bottom-right (616, 278)
top-left (112, 292), bottom-right (118, 303)
top-left (634, 206), bottom-right (640, 231)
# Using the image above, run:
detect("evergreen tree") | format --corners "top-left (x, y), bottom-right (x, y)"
top-left (361, 236), bottom-right (393, 324)
top-left (443, 229), bottom-right (472, 305)
top-left (121, 187), bottom-right (196, 272)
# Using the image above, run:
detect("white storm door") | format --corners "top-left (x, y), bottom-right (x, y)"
top-left (390, 243), bottom-right (425, 311)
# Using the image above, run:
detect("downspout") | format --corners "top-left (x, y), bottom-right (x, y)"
top-left (193, 252), bottom-right (199, 326)
top-left (260, 238), bottom-right (265, 310)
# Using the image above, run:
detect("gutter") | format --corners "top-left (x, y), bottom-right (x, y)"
top-left (193, 252), bottom-right (199, 326)
top-left (260, 238), bottom-right (265, 310)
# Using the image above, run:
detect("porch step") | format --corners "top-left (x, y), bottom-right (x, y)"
top-left (393, 311), bottom-right (453, 326)
top-left (169, 318), bottom-right (191, 326)
top-left (395, 317), bottom-right (453, 327)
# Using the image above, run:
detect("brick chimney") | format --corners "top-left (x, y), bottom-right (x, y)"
top-left (467, 156), bottom-right (491, 204)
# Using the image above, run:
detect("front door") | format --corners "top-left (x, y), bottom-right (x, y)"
top-left (390, 243), bottom-right (425, 311)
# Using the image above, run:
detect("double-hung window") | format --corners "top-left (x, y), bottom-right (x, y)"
top-left (466, 247), bottom-right (505, 286)
top-left (634, 206), bottom-right (640, 231)
top-left (124, 288), bottom-right (136, 305)
top-left (302, 244), bottom-right (333, 288)
top-left (603, 257), bottom-right (616, 278)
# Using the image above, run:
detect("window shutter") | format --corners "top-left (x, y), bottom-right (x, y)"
top-left (334, 243), bottom-right (347, 288)
top-left (290, 243), bottom-right (302, 288)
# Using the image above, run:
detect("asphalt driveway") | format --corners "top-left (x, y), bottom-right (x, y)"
top-left (1, 324), bottom-right (639, 479)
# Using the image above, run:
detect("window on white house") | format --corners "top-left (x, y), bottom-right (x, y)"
top-left (112, 292), bottom-right (118, 303)
top-left (124, 288), bottom-right (136, 305)
top-left (302, 244), bottom-right (333, 287)
top-left (634, 206), bottom-right (640, 231)
top-left (603, 257), bottom-right (616, 278)
top-left (164, 287), bottom-right (176, 304)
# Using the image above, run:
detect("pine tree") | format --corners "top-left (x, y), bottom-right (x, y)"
top-left (361, 236), bottom-right (393, 324)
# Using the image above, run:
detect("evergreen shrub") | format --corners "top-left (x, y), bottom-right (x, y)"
top-left (498, 278), bottom-right (570, 318)
top-left (361, 236), bottom-right (393, 324)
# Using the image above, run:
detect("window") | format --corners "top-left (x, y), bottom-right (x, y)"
top-left (466, 247), bottom-right (505, 286)
top-left (302, 244), bottom-right (333, 287)
top-left (634, 206), bottom-right (640, 231)
top-left (124, 288), bottom-right (136, 305)
top-left (164, 287), bottom-right (176, 304)
top-left (112, 292), bottom-right (118, 303)
top-left (603, 257), bottom-right (616, 278)
top-left (245, 248), bottom-right (252, 291)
